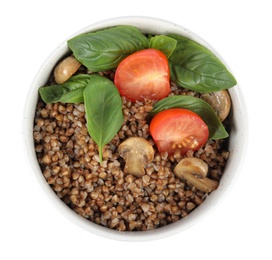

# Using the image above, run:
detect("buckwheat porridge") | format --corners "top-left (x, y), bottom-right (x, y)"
top-left (33, 25), bottom-right (235, 231)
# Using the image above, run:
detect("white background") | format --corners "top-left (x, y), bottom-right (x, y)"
top-left (1, 0), bottom-right (271, 259)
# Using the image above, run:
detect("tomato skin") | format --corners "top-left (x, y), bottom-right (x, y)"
top-left (114, 49), bottom-right (170, 102)
top-left (150, 108), bottom-right (209, 155)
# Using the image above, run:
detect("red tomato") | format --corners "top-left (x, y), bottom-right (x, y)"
top-left (150, 108), bottom-right (209, 155)
top-left (114, 49), bottom-right (170, 102)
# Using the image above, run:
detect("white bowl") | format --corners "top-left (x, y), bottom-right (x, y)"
top-left (23, 16), bottom-right (248, 241)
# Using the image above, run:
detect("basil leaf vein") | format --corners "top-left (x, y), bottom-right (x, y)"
top-left (150, 95), bottom-right (228, 139)
top-left (83, 74), bottom-right (124, 163)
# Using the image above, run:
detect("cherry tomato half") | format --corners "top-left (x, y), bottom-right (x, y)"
top-left (150, 108), bottom-right (209, 155)
top-left (114, 49), bottom-right (170, 102)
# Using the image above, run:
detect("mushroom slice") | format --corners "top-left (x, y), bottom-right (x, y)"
top-left (54, 56), bottom-right (81, 84)
top-left (201, 90), bottom-right (231, 122)
top-left (174, 157), bottom-right (219, 193)
top-left (118, 137), bottom-right (154, 178)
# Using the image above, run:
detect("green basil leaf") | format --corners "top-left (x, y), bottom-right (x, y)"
top-left (68, 25), bottom-right (149, 72)
top-left (39, 74), bottom-right (91, 103)
top-left (150, 95), bottom-right (228, 139)
top-left (83, 74), bottom-right (124, 163)
top-left (149, 35), bottom-right (177, 58)
top-left (168, 34), bottom-right (237, 92)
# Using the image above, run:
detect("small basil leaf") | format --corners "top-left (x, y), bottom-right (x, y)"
top-left (83, 74), bottom-right (124, 163)
top-left (150, 95), bottom-right (228, 139)
top-left (39, 74), bottom-right (91, 103)
top-left (168, 34), bottom-right (237, 92)
top-left (149, 35), bottom-right (177, 58)
top-left (68, 25), bottom-right (149, 72)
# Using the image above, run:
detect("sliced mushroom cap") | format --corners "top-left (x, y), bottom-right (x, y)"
top-left (174, 157), bottom-right (219, 193)
top-left (201, 90), bottom-right (231, 122)
top-left (54, 56), bottom-right (81, 84)
top-left (118, 137), bottom-right (154, 178)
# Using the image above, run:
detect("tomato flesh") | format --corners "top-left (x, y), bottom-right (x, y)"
top-left (150, 108), bottom-right (209, 155)
top-left (114, 49), bottom-right (170, 102)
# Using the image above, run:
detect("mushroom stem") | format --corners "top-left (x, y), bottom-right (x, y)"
top-left (180, 170), bottom-right (218, 193)
top-left (123, 152), bottom-right (146, 177)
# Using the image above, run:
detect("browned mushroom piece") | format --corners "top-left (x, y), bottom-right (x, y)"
top-left (174, 157), bottom-right (219, 193)
top-left (118, 137), bottom-right (154, 178)
top-left (54, 56), bottom-right (81, 84)
top-left (201, 90), bottom-right (231, 122)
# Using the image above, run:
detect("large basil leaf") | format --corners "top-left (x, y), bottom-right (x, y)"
top-left (168, 34), bottom-right (237, 92)
top-left (150, 95), bottom-right (228, 139)
top-left (149, 35), bottom-right (177, 58)
top-left (39, 74), bottom-right (91, 103)
top-left (83, 74), bottom-right (124, 163)
top-left (68, 25), bottom-right (149, 72)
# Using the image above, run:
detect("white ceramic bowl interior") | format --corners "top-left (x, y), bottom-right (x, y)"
top-left (23, 16), bottom-right (248, 241)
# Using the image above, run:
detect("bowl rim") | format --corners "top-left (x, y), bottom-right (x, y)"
top-left (23, 15), bottom-right (248, 241)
